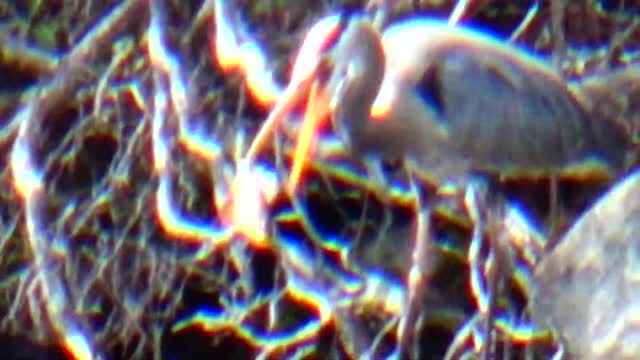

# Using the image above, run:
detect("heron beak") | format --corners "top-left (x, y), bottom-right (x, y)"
top-left (245, 14), bottom-right (341, 162)
top-left (246, 77), bottom-right (314, 160)
top-left (288, 81), bottom-right (331, 193)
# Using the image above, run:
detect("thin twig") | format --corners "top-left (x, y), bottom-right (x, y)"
top-left (4, 0), bottom-right (146, 138)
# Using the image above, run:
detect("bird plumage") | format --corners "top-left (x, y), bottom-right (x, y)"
top-left (319, 19), bottom-right (628, 182)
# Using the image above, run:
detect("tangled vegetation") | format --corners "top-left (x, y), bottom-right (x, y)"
top-left (0, 0), bottom-right (638, 359)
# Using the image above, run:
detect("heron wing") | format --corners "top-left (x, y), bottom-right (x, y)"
top-left (417, 47), bottom-right (597, 173)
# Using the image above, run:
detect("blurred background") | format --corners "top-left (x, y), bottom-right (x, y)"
top-left (0, 0), bottom-right (639, 359)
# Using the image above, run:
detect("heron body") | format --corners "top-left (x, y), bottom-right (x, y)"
top-left (234, 13), bottom-right (633, 357)
top-left (317, 18), bottom-right (628, 183)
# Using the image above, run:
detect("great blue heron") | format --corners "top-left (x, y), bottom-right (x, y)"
top-left (230, 8), bottom-right (631, 358)
top-left (282, 17), bottom-right (628, 187)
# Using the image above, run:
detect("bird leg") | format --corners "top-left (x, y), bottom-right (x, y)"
top-left (396, 207), bottom-right (430, 354)
top-left (396, 173), bottom-right (439, 357)
top-left (547, 175), bottom-right (560, 241)
top-left (464, 179), bottom-right (500, 359)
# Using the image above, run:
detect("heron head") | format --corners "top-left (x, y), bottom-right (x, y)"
top-left (322, 19), bottom-right (386, 153)
top-left (285, 16), bottom-right (386, 191)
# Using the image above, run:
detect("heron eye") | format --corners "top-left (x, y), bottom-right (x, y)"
top-left (416, 67), bottom-right (445, 115)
